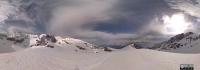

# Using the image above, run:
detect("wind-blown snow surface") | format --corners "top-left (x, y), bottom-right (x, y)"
top-left (0, 46), bottom-right (199, 70)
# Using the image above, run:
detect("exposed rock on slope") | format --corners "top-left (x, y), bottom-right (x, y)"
top-left (152, 32), bottom-right (200, 53)
top-left (0, 32), bottom-right (111, 53)
top-left (29, 34), bottom-right (110, 53)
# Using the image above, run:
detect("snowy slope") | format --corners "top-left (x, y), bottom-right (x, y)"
top-left (28, 34), bottom-right (107, 53)
top-left (126, 41), bottom-right (156, 49)
top-left (0, 32), bottom-right (29, 53)
top-left (0, 32), bottom-right (109, 53)
top-left (0, 46), bottom-right (199, 70)
top-left (0, 32), bottom-right (200, 70)
top-left (152, 32), bottom-right (200, 53)
top-left (93, 48), bottom-right (200, 70)
top-left (0, 47), bottom-right (110, 70)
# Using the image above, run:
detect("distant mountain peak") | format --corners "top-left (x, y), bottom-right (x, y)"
top-left (166, 32), bottom-right (194, 43)
top-left (0, 32), bottom-right (112, 53)
top-left (152, 32), bottom-right (200, 53)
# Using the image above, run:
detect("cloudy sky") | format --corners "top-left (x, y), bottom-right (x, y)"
top-left (0, 0), bottom-right (200, 45)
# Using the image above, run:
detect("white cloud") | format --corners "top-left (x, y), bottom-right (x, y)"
top-left (164, 0), bottom-right (200, 33)
top-left (0, 0), bottom-right (175, 45)
top-left (165, 0), bottom-right (200, 18)
top-left (0, 1), bottom-right (18, 23)
top-left (48, 0), bottom-right (117, 34)
top-left (43, 0), bottom-right (136, 45)
top-left (7, 26), bottom-right (36, 34)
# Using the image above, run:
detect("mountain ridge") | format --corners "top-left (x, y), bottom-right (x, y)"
top-left (0, 32), bottom-right (112, 53)
top-left (127, 32), bottom-right (200, 53)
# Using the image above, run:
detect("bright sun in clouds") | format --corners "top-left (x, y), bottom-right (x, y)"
top-left (162, 13), bottom-right (191, 35)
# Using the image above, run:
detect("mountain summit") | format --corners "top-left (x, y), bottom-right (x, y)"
top-left (151, 32), bottom-right (200, 53)
top-left (0, 32), bottom-right (111, 53)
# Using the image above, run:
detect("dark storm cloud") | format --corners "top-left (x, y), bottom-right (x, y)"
top-left (1, 0), bottom-right (196, 46)
top-left (94, 0), bottom-right (180, 34)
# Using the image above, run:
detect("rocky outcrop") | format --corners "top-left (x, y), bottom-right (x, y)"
top-left (166, 32), bottom-right (194, 43)
top-left (152, 32), bottom-right (200, 51)
top-left (30, 34), bottom-right (56, 48)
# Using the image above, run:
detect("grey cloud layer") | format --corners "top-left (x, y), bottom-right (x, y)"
top-left (1, 0), bottom-right (200, 46)
top-left (164, 0), bottom-right (200, 33)
top-left (0, 0), bottom-right (138, 45)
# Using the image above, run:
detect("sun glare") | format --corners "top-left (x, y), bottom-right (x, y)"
top-left (162, 13), bottom-right (190, 35)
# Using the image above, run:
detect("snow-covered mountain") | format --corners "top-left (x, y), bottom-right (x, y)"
top-left (0, 43), bottom-right (200, 70)
top-left (0, 32), bottom-right (111, 53)
top-left (126, 41), bottom-right (155, 49)
top-left (0, 32), bottom-right (29, 53)
top-left (0, 32), bottom-right (200, 70)
top-left (124, 32), bottom-right (200, 53)
top-left (151, 32), bottom-right (200, 53)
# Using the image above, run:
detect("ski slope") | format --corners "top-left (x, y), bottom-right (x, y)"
top-left (94, 48), bottom-right (200, 70)
top-left (0, 32), bottom-right (199, 70)
top-left (0, 47), bottom-right (110, 70)
top-left (0, 46), bottom-right (199, 70)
